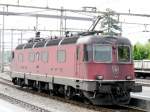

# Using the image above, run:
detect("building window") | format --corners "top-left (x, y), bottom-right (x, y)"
top-left (29, 52), bottom-right (35, 62)
top-left (41, 51), bottom-right (49, 62)
top-left (57, 50), bottom-right (66, 63)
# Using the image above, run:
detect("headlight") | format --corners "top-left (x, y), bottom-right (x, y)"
top-left (126, 75), bottom-right (132, 80)
top-left (96, 75), bottom-right (103, 80)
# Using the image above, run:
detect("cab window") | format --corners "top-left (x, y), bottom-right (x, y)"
top-left (118, 46), bottom-right (130, 62)
top-left (93, 45), bottom-right (112, 62)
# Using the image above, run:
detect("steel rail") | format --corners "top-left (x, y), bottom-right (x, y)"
top-left (0, 93), bottom-right (51, 112)
top-left (119, 104), bottom-right (147, 112)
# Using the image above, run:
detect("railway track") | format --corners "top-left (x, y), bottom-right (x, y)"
top-left (0, 93), bottom-right (51, 112)
top-left (0, 76), bottom-right (146, 112)
top-left (119, 104), bottom-right (147, 112)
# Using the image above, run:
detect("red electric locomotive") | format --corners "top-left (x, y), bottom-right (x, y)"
top-left (10, 32), bottom-right (142, 105)
top-left (10, 16), bottom-right (142, 105)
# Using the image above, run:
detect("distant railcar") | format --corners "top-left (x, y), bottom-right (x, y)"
top-left (10, 35), bottom-right (142, 105)
top-left (134, 60), bottom-right (150, 78)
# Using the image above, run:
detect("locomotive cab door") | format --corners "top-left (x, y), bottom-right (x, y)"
top-left (76, 45), bottom-right (87, 79)
top-left (76, 46), bottom-right (81, 78)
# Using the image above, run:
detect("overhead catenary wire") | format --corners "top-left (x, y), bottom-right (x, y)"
top-left (2, 3), bottom-right (150, 18)
top-left (0, 10), bottom-right (93, 21)
top-left (1, 3), bottom-right (150, 28)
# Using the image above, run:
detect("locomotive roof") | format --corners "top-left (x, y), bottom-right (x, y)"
top-left (16, 35), bottom-right (131, 50)
top-left (15, 44), bottom-right (26, 49)
top-left (77, 35), bottom-right (131, 45)
top-left (16, 36), bottom-right (79, 50)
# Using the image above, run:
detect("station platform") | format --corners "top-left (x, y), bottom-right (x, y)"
top-left (0, 99), bottom-right (29, 112)
top-left (0, 72), bottom-right (11, 81)
top-left (130, 86), bottom-right (150, 111)
top-left (131, 86), bottom-right (150, 101)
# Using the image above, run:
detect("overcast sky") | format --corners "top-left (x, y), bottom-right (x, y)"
top-left (6, 0), bottom-right (149, 13)
top-left (0, 0), bottom-right (150, 47)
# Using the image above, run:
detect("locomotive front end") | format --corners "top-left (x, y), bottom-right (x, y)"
top-left (78, 36), bottom-right (142, 105)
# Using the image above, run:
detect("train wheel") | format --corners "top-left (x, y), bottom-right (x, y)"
top-left (65, 87), bottom-right (73, 100)
top-left (17, 78), bottom-right (24, 87)
top-left (12, 78), bottom-right (17, 85)
top-left (83, 98), bottom-right (91, 105)
top-left (49, 90), bottom-right (54, 96)
top-left (20, 80), bottom-right (25, 88)
top-left (37, 82), bottom-right (42, 92)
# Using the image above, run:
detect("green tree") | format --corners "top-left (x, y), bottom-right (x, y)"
top-left (145, 42), bottom-right (150, 59)
top-left (133, 42), bottom-right (150, 60)
top-left (101, 8), bottom-right (121, 36)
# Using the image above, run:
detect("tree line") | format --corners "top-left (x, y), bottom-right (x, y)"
top-left (133, 42), bottom-right (150, 60)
